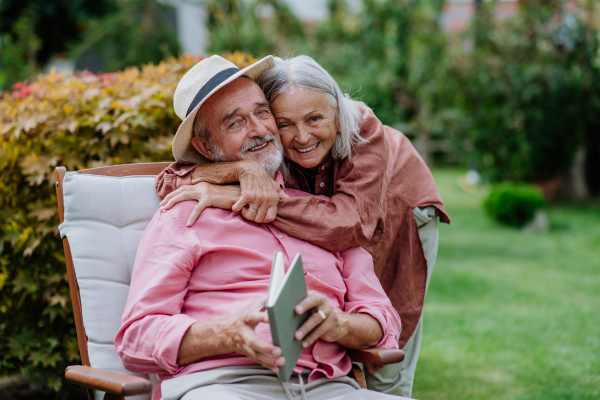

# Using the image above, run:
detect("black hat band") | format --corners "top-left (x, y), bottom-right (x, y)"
top-left (186, 67), bottom-right (241, 117)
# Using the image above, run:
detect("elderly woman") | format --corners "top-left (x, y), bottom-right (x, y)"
top-left (155, 55), bottom-right (449, 397)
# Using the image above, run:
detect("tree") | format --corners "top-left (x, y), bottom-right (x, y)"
top-left (0, 0), bottom-right (117, 65)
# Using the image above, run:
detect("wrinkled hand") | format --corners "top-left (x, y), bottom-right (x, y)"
top-left (231, 160), bottom-right (288, 224)
top-left (293, 292), bottom-right (347, 349)
top-left (224, 296), bottom-right (285, 373)
top-left (160, 182), bottom-right (241, 226)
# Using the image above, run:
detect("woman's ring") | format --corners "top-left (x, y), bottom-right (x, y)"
top-left (249, 207), bottom-right (257, 213)
top-left (317, 310), bottom-right (326, 321)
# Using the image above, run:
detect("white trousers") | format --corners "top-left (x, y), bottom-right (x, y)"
top-left (362, 206), bottom-right (439, 398)
top-left (160, 366), bottom-right (412, 400)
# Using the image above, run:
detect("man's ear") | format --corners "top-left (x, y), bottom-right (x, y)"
top-left (191, 137), bottom-right (214, 161)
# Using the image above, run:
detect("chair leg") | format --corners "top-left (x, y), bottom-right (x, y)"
top-left (350, 363), bottom-right (367, 389)
top-left (104, 393), bottom-right (126, 400)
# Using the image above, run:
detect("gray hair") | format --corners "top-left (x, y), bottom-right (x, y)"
top-left (192, 110), bottom-right (210, 141)
top-left (255, 55), bottom-right (366, 160)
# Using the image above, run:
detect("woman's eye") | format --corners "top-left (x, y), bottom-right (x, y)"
top-left (310, 116), bottom-right (321, 122)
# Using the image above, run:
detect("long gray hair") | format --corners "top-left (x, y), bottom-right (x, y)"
top-left (255, 55), bottom-right (366, 160)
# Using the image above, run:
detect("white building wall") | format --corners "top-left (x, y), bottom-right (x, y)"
top-left (166, 0), bottom-right (209, 55)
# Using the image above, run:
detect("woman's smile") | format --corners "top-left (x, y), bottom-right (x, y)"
top-left (270, 86), bottom-right (338, 169)
top-left (295, 142), bottom-right (320, 154)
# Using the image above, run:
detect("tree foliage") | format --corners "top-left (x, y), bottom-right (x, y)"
top-left (71, 0), bottom-right (181, 73)
top-left (0, 52), bottom-right (258, 398)
top-left (206, 0), bottom-right (600, 184)
top-left (206, 0), bottom-right (304, 57)
top-left (461, 0), bottom-right (600, 183)
top-left (0, 0), bottom-right (117, 65)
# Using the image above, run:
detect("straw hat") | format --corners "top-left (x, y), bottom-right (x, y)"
top-left (172, 55), bottom-right (275, 164)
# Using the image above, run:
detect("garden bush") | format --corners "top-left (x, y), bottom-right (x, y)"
top-left (0, 51), bottom-right (257, 397)
top-left (484, 183), bottom-right (546, 228)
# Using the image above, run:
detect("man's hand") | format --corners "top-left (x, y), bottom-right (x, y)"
top-left (293, 292), bottom-right (347, 348)
top-left (177, 296), bottom-right (285, 372)
top-left (222, 296), bottom-right (286, 373)
top-left (160, 182), bottom-right (242, 226)
top-left (230, 160), bottom-right (288, 224)
top-left (293, 292), bottom-right (383, 350)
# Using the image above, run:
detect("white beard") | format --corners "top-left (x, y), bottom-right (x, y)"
top-left (209, 135), bottom-right (284, 177)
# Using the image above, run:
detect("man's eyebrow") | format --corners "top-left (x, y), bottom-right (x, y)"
top-left (221, 108), bottom-right (241, 124)
top-left (256, 101), bottom-right (269, 108)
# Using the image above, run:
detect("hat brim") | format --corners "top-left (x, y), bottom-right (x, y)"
top-left (172, 55), bottom-right (275, 164)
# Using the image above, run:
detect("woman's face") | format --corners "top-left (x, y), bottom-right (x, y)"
top-left (269, 86), bottom-right (338, 170)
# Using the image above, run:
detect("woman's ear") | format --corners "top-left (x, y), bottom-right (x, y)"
top-left (191, 137), bottom-right (213, 161)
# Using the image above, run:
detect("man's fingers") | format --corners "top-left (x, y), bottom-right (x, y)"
top-left (250, 294), bottom-right (268, 310)
top-left (186, 201), bottom-right (209, 226)
top-left (294, 292), bottom-right (324, 315)
top-left (247, 335), bottom-right (282, 358)
top-left (243, 310), bottom-right (268, 327)
top-left (248, 346), bottom-right (285, 371)
top-left (301, 318), bottom-right (336, 348)
top-left (295, 309), bottom-right (330, 341)
top-left (241, 345), bottom-right (279, 372)
top-left (239, 328), bottom-right (284, 372)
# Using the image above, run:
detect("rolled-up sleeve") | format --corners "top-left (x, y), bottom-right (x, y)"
top-left (114, 209), bottom-right (200, 375)
top-left (155, 161), bottom-right (197, 200)
top-left (339, 247), bottom-right (401, 349)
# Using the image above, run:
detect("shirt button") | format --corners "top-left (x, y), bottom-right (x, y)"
top-left (319, 182), bottom-right (325, 188)
top-left (278, 234), bottom-right (283, 239)
top-left (321, 166), bottom-right (325, 171)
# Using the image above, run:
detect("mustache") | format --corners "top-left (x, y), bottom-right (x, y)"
top-left (240, 135), bottom-right (277, 154)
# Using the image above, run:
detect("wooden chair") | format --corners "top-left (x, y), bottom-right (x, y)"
top-left (54, 163), bottom-right (404, 400)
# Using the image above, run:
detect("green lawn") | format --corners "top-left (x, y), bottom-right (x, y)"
top-left (412, 169), bottom-right (600, 400)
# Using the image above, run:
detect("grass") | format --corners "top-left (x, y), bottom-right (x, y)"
top-left (412, 169), bottom-right (600, 400)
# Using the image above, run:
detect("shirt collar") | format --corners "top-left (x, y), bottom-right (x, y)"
top-left (289, 154), bottom-right (334, 175)
top-left (274, 170), bottom-right (286, 190)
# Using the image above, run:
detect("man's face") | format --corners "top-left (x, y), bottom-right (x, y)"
top-left (192, 77), bottom-right (282, 175)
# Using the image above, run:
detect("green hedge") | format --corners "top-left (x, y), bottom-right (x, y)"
top-left (0, 52), bottom-right (256, 396)
top-left (484, 183), bottom-right (546, 227)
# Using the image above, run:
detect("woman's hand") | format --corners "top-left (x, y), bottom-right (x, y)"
top-left (230, 160), bottom-right (288, 224)
top-left (186, 160), bottom-right (288, 224)
top-left (160, 182), bottom-right (242, 226)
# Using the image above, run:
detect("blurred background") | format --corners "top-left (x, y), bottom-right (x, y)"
top-left (0, 0), bottom-right (599, 399)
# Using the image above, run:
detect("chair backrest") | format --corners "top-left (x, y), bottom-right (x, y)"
top-left (55, 163), bottom-right (171, 400)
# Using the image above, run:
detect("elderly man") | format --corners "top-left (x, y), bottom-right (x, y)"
top-left (115, 55), bottom-right (405, 400)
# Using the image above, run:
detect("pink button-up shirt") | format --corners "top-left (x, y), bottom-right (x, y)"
top-left (115, 172), bottom-right (401, 400)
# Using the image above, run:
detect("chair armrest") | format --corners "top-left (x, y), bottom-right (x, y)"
top-left (347, 348), bottom-right (405, 365)
top-left (65, 365), bottom-right (152, 396)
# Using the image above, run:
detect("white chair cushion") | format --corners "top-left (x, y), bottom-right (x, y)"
top-left (59, 172), bottom-right (161, 400)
